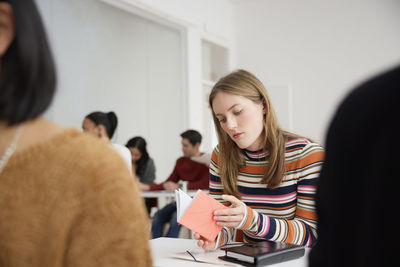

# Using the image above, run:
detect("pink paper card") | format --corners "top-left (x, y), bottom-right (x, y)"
top-left (178, 191), bottom-right (227, 241)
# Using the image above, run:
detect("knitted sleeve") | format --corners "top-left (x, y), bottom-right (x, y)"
top-left (66, 152), bottom-right (153, 266)
top-left (209, 148), bottom-right (235, 247)
top-left (210, 143), bottom-right (324, 248)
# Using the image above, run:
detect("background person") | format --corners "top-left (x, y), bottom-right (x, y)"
top-left (126, 136), bottom-right (156, 184)
top-left (195, 69), bottom-right (324, 250)
top-left (82, 111), bottom-right (132, 174)
top-left (140, 129), bottom-right (210, 238)
top-left (126, 136), bottom-right (156, 214)
top-left (0, 0), bottom-right (152, 266)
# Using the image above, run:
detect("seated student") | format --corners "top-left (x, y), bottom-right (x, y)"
top-left (126, 136), bottom-right (156, 184)
top-left (126, 136), bottom-right (156, 214)
top-left (139, 130), bottom-right (210, 238)
top-left (82, 111), bottom-right (132, 174)
top-left (194, 69), bottom-right (324, 251)
top-left (308, 65), bottom-right (400, 267)
top-left (0, 0), bottom-right (152, 266)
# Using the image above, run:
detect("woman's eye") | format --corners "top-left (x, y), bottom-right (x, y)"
top-left (234, 110), bottom-right (242, 116)
top-left (218, 118), bottom-right (226, 123)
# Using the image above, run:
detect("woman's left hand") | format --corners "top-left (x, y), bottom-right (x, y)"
top-left (213, 195), bottom-right (246, 228)
top-left (193, 232), bottom-right (217, 251)
top-left (138, 182), bottom-right (150, 191)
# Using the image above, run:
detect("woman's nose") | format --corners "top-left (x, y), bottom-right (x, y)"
top-left (225, 116), bottom-right (237, 130)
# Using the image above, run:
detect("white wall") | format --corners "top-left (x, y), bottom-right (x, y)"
top-left (118, 0), bottom-right (236, 42)
top-left (36, 0), bottom-right (185, 182)
top-left (34, 0), bottom-right (400, 180)
top-left (234, 0), bottom-right (400, 143)
top-left (123, 0), bottom-right (400, 145)
top-left (101, 0), bottom-right (236, 153)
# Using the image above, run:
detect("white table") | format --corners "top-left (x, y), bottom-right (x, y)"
top-left (150, 237), bottom-right (309, 267)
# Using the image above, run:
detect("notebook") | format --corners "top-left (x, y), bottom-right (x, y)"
top-left (219, 241), bottom-right (305, 266)
top-left (175, 189), bottom-right (227, 241)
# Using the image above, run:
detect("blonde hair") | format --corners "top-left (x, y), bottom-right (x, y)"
top-left (209, 69), bottom-right (299, 198)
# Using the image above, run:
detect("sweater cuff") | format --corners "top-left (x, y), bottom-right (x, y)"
top-left (236, 204), bottom-right (254, 230)
top-left (214, 227), bottom-right (229, 249)
top-left (214, 231), bottom-right (223, 250)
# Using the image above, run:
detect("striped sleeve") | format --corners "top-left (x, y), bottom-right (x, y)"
top-left (239, 142), bottom-right (324, 246)
top-left (209, 142), bottom-right (324, 247)
top-left (209, 148), bottom-right (234, 247)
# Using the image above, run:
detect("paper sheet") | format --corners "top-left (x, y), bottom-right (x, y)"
top-left (175, 190), bottom-right (227, 241)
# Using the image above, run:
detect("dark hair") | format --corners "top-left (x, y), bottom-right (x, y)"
top-left (0, 0), bottom-right (56, 125)
top-left (180, 129), bottom-right (202, 146)
top-left (85, 111), bottom-right (118, 139)
top-left (126, 136), bottom-right (149, 177)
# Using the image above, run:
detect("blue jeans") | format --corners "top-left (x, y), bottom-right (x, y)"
top-left (151, 202), bottom-right (181, 238)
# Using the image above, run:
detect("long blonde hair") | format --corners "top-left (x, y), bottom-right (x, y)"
top-left (209, 69), bottom-right (299, 198)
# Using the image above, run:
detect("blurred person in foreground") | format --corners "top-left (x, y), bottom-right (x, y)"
top-left (0, 0), bottom-right (152, 266)
top-left (309, 65), bottom-right (400, 267)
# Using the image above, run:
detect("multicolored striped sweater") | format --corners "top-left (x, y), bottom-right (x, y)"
top-left (209, 138), bottom-right (324, 247)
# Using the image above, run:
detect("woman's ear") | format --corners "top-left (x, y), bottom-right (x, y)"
top-left (0, 2), bottom-right (15, 57)
top-left (262, 99), bottom-right (267, 115)
top-left (96, 124), bottom-right (107, 138)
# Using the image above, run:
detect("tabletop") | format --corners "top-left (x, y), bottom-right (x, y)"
top-left (150, 237), bottom-right (309, 267)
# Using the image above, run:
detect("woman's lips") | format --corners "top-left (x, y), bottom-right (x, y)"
top-left (233, 133), bottom-right (242, 139)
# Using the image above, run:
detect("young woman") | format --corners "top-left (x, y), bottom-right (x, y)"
top-left (126, 136), bottom-right (156, 214)
top-left (0, 0), bottom-right (151, 266)
top-left (82, 111), bottom-right (132, 174)
top-left (126, 136), bottom-right (156, 184)
top-left (195, 69), bottom-right (324, 250)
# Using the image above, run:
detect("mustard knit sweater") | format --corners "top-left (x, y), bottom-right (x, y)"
top-left (0, 129), bottom-right (152, 266)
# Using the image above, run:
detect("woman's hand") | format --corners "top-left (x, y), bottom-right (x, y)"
top-left (138, 182), bottom-right (150, 191)
top-left (195, 195), bottom-right (246, 251)
top-left (214, 195), bottom-right (246, 228)
top-left (194, 232), bottom-right (217, 251)
top-left (163, 181), bottom-right (179, 191)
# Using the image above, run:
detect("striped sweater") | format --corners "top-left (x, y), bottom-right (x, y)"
top-left (209, 138), bottom-right (324, 247)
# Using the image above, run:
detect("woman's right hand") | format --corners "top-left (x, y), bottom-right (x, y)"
top-left (193, 232), bottom-right (217, 251)
top-left (138, 182), bottom-right (150, 191)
